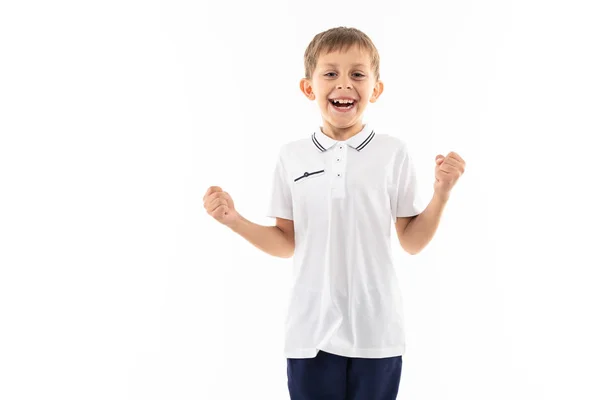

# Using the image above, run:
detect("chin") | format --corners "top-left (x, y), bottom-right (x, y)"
top-left (321, 112), bottom-right (363, 126)
top-left (326, 119), bottom-right (361, 129)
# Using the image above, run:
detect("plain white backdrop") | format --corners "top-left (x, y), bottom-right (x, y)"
top-left (1, 0), bottom-right (599, 399)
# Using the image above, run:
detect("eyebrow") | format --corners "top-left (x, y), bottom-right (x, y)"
top-left (321, 63), bottom-right (368, 68)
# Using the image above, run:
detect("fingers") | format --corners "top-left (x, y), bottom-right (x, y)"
top-left (438, 159), bottom-right (464, 174)
top-left (440, 157), bottom-right (461, 169)
top-left (212, 203), bottom-right (229, 219)
top-left (205, 191), bottom-right (229, 207)
top-left (439, 163), bottom-right (456, 174)
top-left (203, 187), bottom-right (230, 206)
top-left (445, 152), bottom-right (466, 167)
top-left (206, 196), bottom-right (228, 212)
top-left (436, 152), bottom-right (466, 174)
top-left (203, 187), bottom-right (234, 221)
top-left (206, 197), bottom-right (229, 220)
top-left (203, 186), bottom-right (222, 202)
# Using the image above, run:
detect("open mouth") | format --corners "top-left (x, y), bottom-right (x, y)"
top-left (329, 99), bottom-right (356, 112)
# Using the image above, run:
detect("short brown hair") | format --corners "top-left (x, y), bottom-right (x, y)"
top-left (303, 27), bottom-right (381, 81)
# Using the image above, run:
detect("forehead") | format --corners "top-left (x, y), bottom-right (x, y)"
top-left (316, 44), bottom-right (371, 68)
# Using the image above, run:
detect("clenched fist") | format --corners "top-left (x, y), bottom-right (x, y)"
top-left (434, 151), bottom-right (466, 198)
top-left (203, 186), bottom-right (240, 227)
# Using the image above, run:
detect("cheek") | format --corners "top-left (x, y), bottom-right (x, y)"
top-left (358, 85), bottom-right (372, 99)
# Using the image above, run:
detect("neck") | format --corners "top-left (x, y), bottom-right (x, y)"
top-left (321, 121), bottom-right (365, 141)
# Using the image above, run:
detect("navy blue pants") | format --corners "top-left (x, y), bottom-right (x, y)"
top-left (287, 350), bottom-right (403, 400)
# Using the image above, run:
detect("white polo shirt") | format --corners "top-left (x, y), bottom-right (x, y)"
top-left (267, 123), bottom-right (426, 359)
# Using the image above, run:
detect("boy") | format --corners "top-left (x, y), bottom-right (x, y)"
top-left (203, 27), bottom-right (465, 399)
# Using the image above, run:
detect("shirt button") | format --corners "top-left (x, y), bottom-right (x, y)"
top-left (337, 173), bottom-right (341, 177)
top-left (336, 158), bottom-right (341, 162)
top-left (339, 146), bottom-right (342, 149)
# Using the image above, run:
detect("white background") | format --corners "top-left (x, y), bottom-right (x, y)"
top-left (1, 0), bottom-right (599, 399)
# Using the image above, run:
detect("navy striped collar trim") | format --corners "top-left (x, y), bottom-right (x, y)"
top-left (311, 133), bottom-right (327, 151)
top-left (311, 126), bottom-right (375, 153)
top-left (355, 129), bottom-right (375, 151)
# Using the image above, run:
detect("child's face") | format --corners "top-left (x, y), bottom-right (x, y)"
top-left (300, 45), bottom-right (383, 132)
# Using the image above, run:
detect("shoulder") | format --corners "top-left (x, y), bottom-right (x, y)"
top-left (374, 133), bottom-right (408, 148)
top-left (275, 136), bottom-right (315, 160)
top-left (371, 132), bottom-right (413, 158)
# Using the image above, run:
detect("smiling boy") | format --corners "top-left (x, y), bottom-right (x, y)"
top-left (204, 27), bottom-right (465, 399)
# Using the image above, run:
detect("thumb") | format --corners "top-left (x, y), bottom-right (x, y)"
top-left (435, 154), bottom-right (445, 164)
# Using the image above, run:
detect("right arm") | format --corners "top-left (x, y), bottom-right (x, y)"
top-left (228, 216), bottom-right (294, 258)
top-left (203, 186), bottom-right (294, 258)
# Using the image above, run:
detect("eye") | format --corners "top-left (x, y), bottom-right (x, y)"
top-left (324, 72), bottom-right (365, 78)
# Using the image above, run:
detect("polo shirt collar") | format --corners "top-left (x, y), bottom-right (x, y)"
top-left (312, 123), bottom-right (375, 152)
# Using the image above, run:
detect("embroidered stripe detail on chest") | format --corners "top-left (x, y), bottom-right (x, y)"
top-left (294, 170), bottom-right (325, 182)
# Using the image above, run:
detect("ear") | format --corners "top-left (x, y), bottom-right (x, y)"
top-left (369, 80), bottom-right (384, 103)
top-left (299, 78), bottom-right (316, 100)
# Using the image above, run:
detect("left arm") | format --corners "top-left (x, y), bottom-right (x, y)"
top-left (395, 151), bottom-right (465, 255)
top-left (395, 192), bottom-right (449, 255)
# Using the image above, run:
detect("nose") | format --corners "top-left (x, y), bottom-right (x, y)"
top-left (336, 82), bottom-right (352, 89)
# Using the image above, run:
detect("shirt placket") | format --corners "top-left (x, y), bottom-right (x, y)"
top-left (331, 143), bottom-right (348, 199)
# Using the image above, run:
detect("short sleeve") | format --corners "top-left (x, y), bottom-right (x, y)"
top-left (393, 144), bottom-right (426, 218)
top-left (266, 148), bottom-right (293, 220)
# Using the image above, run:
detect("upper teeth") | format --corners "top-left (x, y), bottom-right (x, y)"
top-left (332, 99), bottom-right (354, 104)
